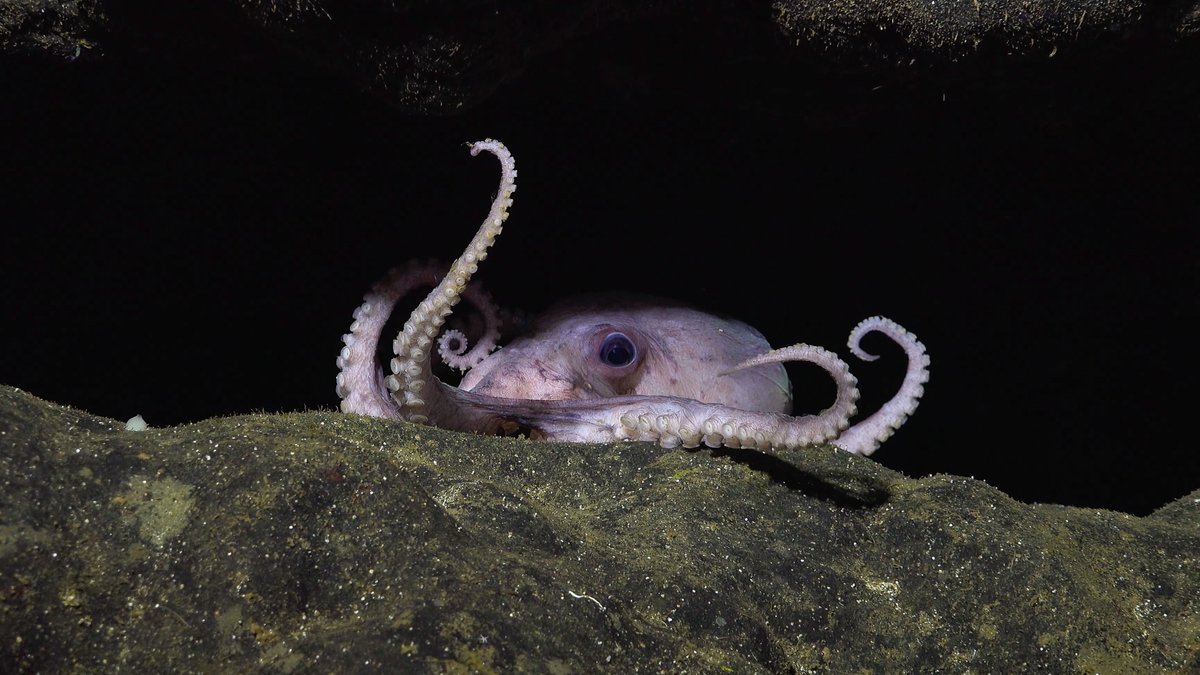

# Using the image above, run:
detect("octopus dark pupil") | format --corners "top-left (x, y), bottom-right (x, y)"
top-left (600, 333), bottom-right (635, 367)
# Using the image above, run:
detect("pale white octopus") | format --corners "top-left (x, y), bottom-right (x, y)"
top-left (336, 140), bottom-right (929, 455)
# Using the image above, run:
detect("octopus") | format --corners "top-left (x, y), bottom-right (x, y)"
top-left (336, 140), bottom-right (929, 456)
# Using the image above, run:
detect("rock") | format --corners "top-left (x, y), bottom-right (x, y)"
top-left (772, 0), bottom-right (1200, 59)
top-left (1, 384), bottom-right (1197, 670)
top-left (3, 1), bottom-right (1197, 113)
top-left (0, 0), bottom-right (104, 60)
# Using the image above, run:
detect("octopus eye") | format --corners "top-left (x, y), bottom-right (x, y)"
top-left (598, 332), bottom-right (636, 368)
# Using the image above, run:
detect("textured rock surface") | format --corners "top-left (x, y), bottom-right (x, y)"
top-left (772, 0), bottom-right (1198, 57)
top-left (0, 0), bottom-right (104, 59)
top-left (2, 384), bottom-right (1197, 671)
top-left (3, 0), bottom-right (1196, 113)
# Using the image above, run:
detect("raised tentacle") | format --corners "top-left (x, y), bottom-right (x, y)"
top-left (830, 316), bottom-right (929, 456)
top-left (336, 259), bottom-right (502, 418)
top-left (385, 139), bottom-right (517, 426)
top-left (337, 261), bottom-right (445, 418)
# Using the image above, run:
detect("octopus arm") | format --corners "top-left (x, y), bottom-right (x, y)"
top-left (829, 316), bottom-right (930, 455)
top-left (383, 140), bottom-right (517, 425)
top-left (336, 262), bottom-right (502, 418)
top-left (453, 342), bottom-right (860, 451)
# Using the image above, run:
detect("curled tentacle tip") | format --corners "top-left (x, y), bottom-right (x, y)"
top-left (852, 349), bottom-right (881, 362)
top-left (470, 139), bottom-right (507, 155)
top-left (439, 329), bottom-right (469, 355)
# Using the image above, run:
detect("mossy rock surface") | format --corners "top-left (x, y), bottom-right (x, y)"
top-left (1, 384), bottom-right (1197, 671)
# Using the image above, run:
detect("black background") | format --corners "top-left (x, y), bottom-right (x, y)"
top-left (2, 12), bottom-right (1197, 515)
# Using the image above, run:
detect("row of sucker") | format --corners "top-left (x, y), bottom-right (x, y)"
top-left (385, 140), bottom-right (517, 424)
top-left (435, 283), bottom-right (501, 371)
top-left (612, 344), bottom-right (860, 450)
top-left (830, 316), bottom-right (930, 455)
top-left (336, 259), bottom-right (504, 417)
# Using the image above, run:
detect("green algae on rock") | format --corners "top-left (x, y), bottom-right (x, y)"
top-left (1, 384), bottom-right (1197, 671)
